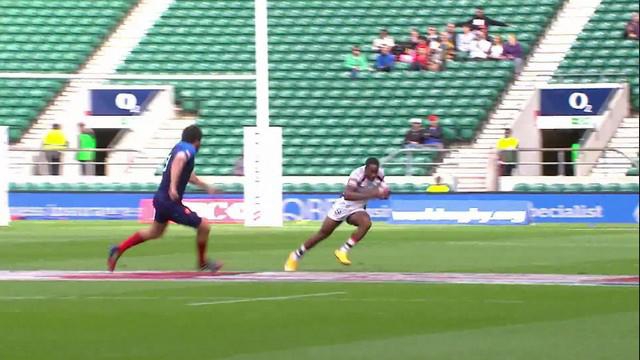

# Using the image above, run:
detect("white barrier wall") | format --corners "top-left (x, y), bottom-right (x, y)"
top-left (0, 126), bottom-right (10, 226)
top-left (575, 84), bottom-right (629, 176)
top-left (511, 91), bottom-right (542, 176)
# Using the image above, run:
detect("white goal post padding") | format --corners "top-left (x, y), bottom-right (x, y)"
top-left (0, 126), bottom-right (9, 226)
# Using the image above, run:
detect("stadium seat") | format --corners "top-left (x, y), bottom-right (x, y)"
top-left (551, 0), bottom-right (640, 110)
top-left (0, 0), bottom-right (137, 142)
top-left (114, 0), bottom-right (559, 175)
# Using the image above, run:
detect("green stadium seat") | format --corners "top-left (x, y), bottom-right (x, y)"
top-left (110, 0), bottom-right (562, 176)
top-left (583, 183), bottom-right (603, 192)
top-left (564, 184), bottom-right (585, 192)
top-left (619, 183), bottom-right (639, 192)
top-left (601, 183), bottom-right (621, 192)
top-left (546, 183), bottom-right (565, 192)
top-left (552, 0), bottom-right (639, 111)
top-left (0, 0), bottom-right (136, 142)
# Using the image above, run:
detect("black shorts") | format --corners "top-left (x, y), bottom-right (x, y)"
top-left (153, 197), bottom-right (202, 228)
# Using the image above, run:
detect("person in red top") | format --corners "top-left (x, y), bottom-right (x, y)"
top-left (410, 37), bottom-right (429, 70)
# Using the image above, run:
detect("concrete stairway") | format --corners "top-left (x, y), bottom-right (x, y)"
top-left (10, 0), bottom-right (175, 175)
top-left (591, 116), bottom-right (639, 176)
top-left (122, 117), bottom-right (197, 177)
top-left (436, 0), bottom-right (602, 191)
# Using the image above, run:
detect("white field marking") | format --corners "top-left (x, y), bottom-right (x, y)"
top-left (483, 299), bottom-right (525, 304)
top-left (187, 291), bottom-right (347, 306)
top-left (303, 297), bottom-right (526, 305)
top-left (568, 228), bottom-right (638, 231)
top-left (0, 296), bottom-right (242, 301)
top-left (441, 241), bottom-right (636, 247)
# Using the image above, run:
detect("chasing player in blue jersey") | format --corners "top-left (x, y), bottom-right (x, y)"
top-left (108, 125), bottom-right (223, 272)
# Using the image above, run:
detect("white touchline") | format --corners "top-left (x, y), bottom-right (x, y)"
top-left (187, 291), bottom-right (347, 306)
top-left (568, 228), bottom-right (637, 231)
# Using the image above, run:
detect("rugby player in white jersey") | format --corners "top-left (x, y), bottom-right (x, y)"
top-left (284, 158), bottom-right (389, 271)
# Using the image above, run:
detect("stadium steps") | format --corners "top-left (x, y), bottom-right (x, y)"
top-left (551, 0), bottom-right (640, 110)
top-left (10, 0), bottom-right (174, 176)
top-left (435, 0), bottom-right (601, 191)
top-left (591, 117), bottom-right (640, 176)
top-left (122, 117), bottom-right (197, 176)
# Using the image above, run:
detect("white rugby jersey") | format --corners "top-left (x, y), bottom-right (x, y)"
top-left (340, 165), bottom-right (385, 208)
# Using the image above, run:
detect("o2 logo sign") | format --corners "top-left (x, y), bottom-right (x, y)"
top-left (568, 92), bottom-right (592, 113)
top-left (114, 93), bottom-right (141, 114)
top-left (540, 87), bottom-right (617, 117)
top-left (90, 88), bottom-right (160, 116)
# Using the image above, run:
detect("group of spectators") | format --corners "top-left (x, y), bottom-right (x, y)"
top-left (41, 123), bottom-right (97, 176)
top-left (346, 6), bottom-right (524, 78)
top-left (404, 116), bottom-right (442, 148)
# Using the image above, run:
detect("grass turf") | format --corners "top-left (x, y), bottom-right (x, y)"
top-left (0, 221), bottom-right (638, 359)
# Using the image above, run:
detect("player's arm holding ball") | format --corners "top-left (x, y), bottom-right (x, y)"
top-left (378, 181), bottom-right (390, 199)
top-left (343, 181), bottom-right (388, 201)
top-left (189, 171), bottom-right (217, 194)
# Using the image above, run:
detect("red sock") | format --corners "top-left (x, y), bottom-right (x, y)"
top-left (118, 232), bottom-right (145, 254)
top-left (197, 240), bottom-right (207, 266)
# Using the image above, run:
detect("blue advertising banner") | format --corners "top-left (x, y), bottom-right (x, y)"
top-left (539, 87), bottom-right (617, 116)
top-left (389, 200), bottom-right (531, 225)
top-left (90, 89), bottom-right (160, 116)
top-left (8, 193), bottom-right (640, 224)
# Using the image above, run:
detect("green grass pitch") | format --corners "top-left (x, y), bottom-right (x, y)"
top-left (0, 221), bottom-right (638, 360)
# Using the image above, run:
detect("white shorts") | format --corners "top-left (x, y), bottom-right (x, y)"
top-left (327, 198), bottom-right (367, 222)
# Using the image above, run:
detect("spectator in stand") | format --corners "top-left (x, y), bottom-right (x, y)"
top-left (503, 34), bottom-right (524, 73)
top-left (456, 24), bottom-right (475, 58)
top-left (489, 35), bottom-right (505, 60)
top-left (446, 23), bottom-right (458, 50)
top-left (372, 28), bottom-right (395, 53)
top-left (424, 114), bottom-right (443, 148)
top-left (456, 6), bottom-right (509, 37)
top-left (408, 28), bottom-right (421, 48)
top-left (375, 46), bottom-right (395, 72)
top-left (42, 123), bottom-right (68, 176)
top-left (76, 122), bottom-right (97, 176)
top-left (624, 12), bottom-right (639, 40)
top-left (404, 118), bottom-right (427, 145)
top-left (426, 175), bottom-right (451, 193)
top-left (440, 31), bottom-right (456, 61)
top-left (233, 154), bottom-right (244, 176)
top-left (469, 31), bottom-right (492, 59)
top-left (426, 26), bottom-right (439, 43)
top-left (397, 28), bottom-right (421, 57)
top-left (399, 47), bottom-right (416, 64)
top-left (344, 46), bottom-right (368, 79)
top-left (496, 128), bottom-right (519, 176)
top-left (427, 33), bottom-right (446, 71)
top-left (410, 39), bottom-right (429, 71)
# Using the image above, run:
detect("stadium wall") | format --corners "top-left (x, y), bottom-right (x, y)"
top-left (8, 192), bottom-right (639, 224)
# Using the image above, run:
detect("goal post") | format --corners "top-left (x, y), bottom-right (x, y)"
top-left (0, 126), bottom-right (9, 226)
top-left (242, 0), bottom-right (283, 227)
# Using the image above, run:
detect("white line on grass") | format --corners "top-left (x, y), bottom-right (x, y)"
top-left (567, 228), bottom-right (638, 231)
top-left (187, 291), bottom-right (347, 306)
top-left (0, 296), bottom-right (243, 301)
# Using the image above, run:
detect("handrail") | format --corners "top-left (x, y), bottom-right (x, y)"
top-left (10, 147), bottom-right (138, 153)
top-left (502, 147), bottom-right (637, 167)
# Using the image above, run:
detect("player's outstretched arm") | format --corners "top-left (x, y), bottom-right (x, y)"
top-left (189, 172), bottom-right (217, 194)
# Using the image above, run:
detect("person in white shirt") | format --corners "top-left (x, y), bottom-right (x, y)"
top-left (489, 35), bottom-right (505, 60)
top-left (284, 158), bottom-right (389, 271)
top-left (372, 28), bottom-right (395, 53)
top-left (469, 31), bottom-right (491, 59)
top-left (456, 24), bottom-right (475, 54)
